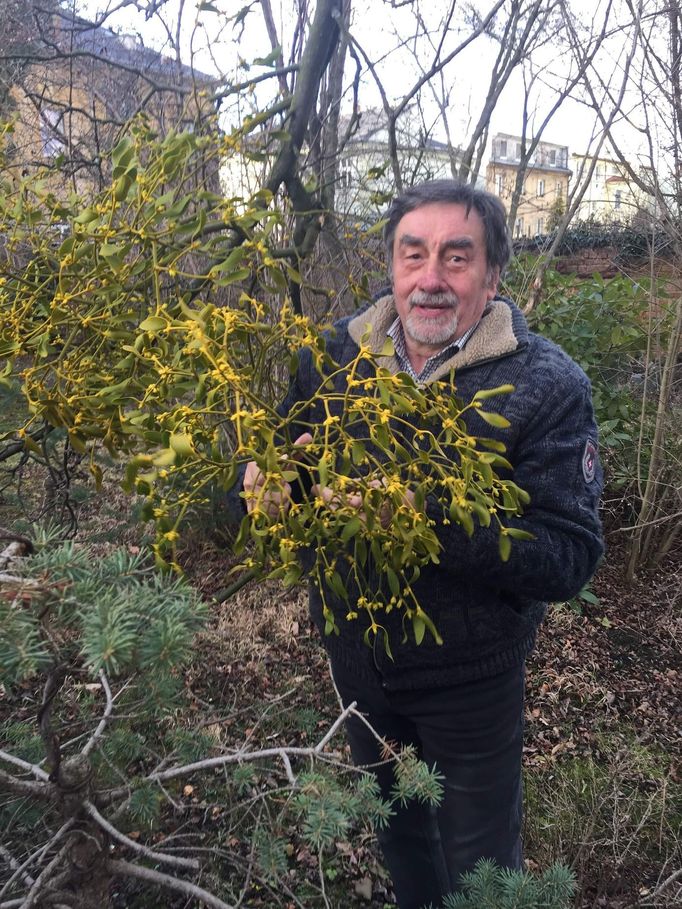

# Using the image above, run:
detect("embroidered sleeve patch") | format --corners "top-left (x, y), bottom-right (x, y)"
top-left (582, 439), bottom-right (597, 483)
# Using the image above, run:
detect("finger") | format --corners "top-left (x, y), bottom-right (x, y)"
top-left (288, 432), bottom-right (314, 468)
top-left (244, 462), bottom-right (265, 491)
top-left (248, 482), bottom-right (292, 516)
top-left (311, 485), bottom-right (341, 510)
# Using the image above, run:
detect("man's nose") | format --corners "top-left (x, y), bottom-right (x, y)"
top-left (418, 257), bottom-right (447, 294)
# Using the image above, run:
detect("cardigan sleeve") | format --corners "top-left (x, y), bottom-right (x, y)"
top-left (424, 372), bottom-right (604, 602)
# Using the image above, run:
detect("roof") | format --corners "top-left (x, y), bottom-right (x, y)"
top-left (340, 108), bottom-right (459, 154)
top-left (48, 11), bottom-right (213, 86)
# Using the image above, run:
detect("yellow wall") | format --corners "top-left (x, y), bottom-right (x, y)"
top-left (486, 162), bottom-right (570, 236)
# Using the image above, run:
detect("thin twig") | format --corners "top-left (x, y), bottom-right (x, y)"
top-left (18, 839), bottom-right (72, 909)
top-left (101, 701), bottom-right (360, 806)
top-left (107, 858), bottom-right (235, 909)
top-left (81, 671), bottom-right (114, 758)
top-left (277, 750), bottom-right (294, 786)
top-left (147, 742), bottom-right (344, 784)
top-left (317, 846), bottom-right (331, 909)
top-left (643, 867), bottom-right (682, 904)
top-left (83, 802), bottom-right (199, 871)
top-left (313, 700), bottom-right (357, 753)
top-left (0, 574), bottom-right (40, 586)
top-left (155, 778), bottom-right (185, 812)
top-left (0, 847), bottom-right (35, 890)
top-left (0, 820), bottom-right (75, 901)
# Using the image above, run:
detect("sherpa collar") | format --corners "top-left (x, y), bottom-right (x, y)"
top-left (347, 294), bottom-right (527, 382)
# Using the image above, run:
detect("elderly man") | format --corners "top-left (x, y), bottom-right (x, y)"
top-left (241, 180), bottom-right (603, 908)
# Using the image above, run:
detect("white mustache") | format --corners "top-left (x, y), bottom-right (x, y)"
top-left (409, 291), bottom-right (458, 310)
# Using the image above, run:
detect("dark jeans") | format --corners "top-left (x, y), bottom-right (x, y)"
top-left (330, 658), bottom-right (525, 909)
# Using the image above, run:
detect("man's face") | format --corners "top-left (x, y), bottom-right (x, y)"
top-left (391, 202), bottom-right (499, 358)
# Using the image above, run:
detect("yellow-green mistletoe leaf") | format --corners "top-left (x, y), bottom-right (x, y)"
top-left (476, 410), bottom-right (511, 429)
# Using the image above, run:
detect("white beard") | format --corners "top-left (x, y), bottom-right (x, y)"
top-left (404, 291), bottom-right (460, 348)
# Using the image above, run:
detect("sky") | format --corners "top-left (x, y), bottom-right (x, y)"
top-left (77, 0), bottom-right (651, 167)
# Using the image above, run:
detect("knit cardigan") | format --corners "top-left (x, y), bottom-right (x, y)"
top-left (237, 295), bottom-right (605, 691)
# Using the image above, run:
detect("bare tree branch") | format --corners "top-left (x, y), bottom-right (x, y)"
top-left (16, 839), bottom-right (72, 909)
top-left (0, 847), bottom-right (35, 891)
top-left (524, 0), bottom-right (644, 312)
top-left (0, 751), bottom-right (50, 784)
top-left (83, 801), bottom-right (200, 871)
top-left (146, 700), bottom-right (359, 784)
top-left (0, 821), bottom-right (75, 903)
top-left (107, 859), bottom-right (235, 909)
top-left (81, 671), bottom-right (114, 758)
top-left (0, 768), bottom-right (53, 801)
top-left (260, 0), bottom-right (290, 96)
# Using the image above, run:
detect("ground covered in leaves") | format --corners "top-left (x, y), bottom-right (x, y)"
top-left (173, 531), bottom-right (681, 909)
top-left (1, 491), bottom-right (679, 908)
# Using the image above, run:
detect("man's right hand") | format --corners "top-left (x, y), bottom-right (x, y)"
top-left (243, 432), bottom-right (313, 518)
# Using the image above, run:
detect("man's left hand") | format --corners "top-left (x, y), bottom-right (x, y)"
top-left (311, 479), bottom-right (415, 530)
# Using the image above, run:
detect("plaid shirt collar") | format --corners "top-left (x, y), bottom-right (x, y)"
top-left (387, 316), bottom-right (482, 383)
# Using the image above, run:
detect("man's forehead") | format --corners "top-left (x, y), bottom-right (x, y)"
top-left (395, 203), bottom-right (482, 244)
top-left (396, 202), bottom-right (480, 230)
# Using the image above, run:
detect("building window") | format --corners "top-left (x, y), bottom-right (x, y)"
top-left (41, 107), bottom-right (66, 159)
top-left (536, 217), bottom-right (544, 235)
top-left (537, 179), bottom-right (545, 197)
top-left (338, 160), bottom-right (353, 189)
top-left (516, 142), bottom-right (522, 159)
top-left (515, 217), bottom-right (524, 238)
top-left (495, 174), bottom-right (504, 195)
top-left (499, 139), bottom-right (507, 158)
top-left (556, 181), bottom-right (563, 197)
top-left (614, 190), bottom-right (622, 210)
top-left (549, 149), bottom-right (556, 165)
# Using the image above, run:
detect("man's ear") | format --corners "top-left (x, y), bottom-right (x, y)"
top-left (486, 267), bottom-right (501, 298)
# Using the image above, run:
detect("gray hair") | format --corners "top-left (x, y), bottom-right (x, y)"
top-left (383, 180), bottom-right (512, 277)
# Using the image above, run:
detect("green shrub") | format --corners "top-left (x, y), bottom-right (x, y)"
top-left (440, 858), bottom-right (576, 908)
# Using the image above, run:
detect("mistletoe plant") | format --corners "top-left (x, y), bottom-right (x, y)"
top-left (0, 124), bottom-right (531, 647)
